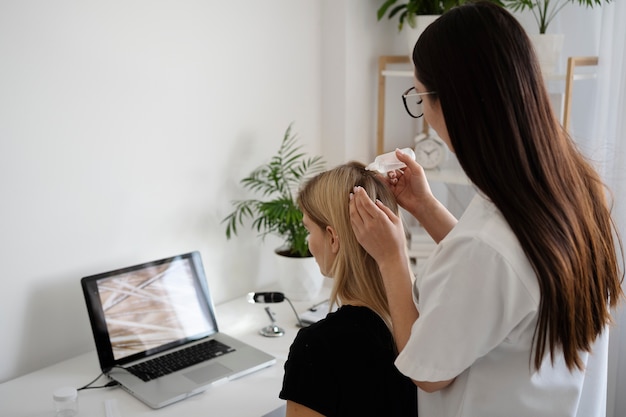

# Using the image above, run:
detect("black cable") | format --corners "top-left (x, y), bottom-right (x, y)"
top-left (77, 371), bottom-right (120, 391)
top-left (77, 372), bottom-right (105, 391)
top-left (308, 298), bottom-right (330, 312)
top-left (284, 296), bottom-right (305, 328)
top-left (78, 381), bottom-right (119, 390)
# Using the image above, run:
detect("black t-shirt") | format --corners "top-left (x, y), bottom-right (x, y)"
top-left (279, 305), bottom-right (418, 417)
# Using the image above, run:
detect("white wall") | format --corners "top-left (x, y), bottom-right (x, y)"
top-left (0, 0), bottom-right (322, 383)
top-left (320, 0), bottom-right (403, 167)
top-left (1, 6), bottom-right (623, 417)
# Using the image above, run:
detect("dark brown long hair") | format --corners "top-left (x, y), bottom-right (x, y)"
top-left (414, 1), bottom-right (623, 371)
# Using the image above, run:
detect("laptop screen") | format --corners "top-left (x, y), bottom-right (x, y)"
top-left (82, 252), bottom-right (219, 368)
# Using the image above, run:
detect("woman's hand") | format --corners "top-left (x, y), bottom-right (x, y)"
top-left (387, 149), bottom-right (459, 243)
top-left (386, 149), bottom-right (434, 219)
top-left (349, 186), bottom-right (408, 270)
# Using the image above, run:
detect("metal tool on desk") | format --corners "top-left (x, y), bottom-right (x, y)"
top-left (260, 306), bottom-right (285, 337)
top-left (248, 292), bottom-right (306, 337)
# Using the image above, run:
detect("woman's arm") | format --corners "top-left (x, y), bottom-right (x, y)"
top-left (349, 188), bottom-right (417, 351)
top-left (349, 187), bottom-right (455, 392)
top-left (417, 379), bottom-right (455, 392)
top-left (411, 195), bottom-right (458, 244)
top-left (286, 400), bottom-right (325, 417)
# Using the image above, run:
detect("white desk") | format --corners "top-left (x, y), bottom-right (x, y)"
top-left (0, 287), bottom-right (330, 417)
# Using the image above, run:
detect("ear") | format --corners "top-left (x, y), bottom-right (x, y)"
top-left (325, 225), bottom-right (340, 254)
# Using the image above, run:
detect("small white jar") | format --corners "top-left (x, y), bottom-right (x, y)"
top-left (53, 386), bottom-right (78, 417)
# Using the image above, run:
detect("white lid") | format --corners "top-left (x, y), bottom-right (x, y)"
top-left (53, 386), bottom-right (77, 401)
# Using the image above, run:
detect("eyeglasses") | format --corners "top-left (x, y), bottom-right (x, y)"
top-left (402, 86), bottom-right (437, 118)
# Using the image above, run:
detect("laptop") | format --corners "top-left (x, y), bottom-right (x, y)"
top-left (81, 251), bottom-right (276, 409)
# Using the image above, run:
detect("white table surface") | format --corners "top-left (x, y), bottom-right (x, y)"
top-left (0, 286), bottom-right (331, 417)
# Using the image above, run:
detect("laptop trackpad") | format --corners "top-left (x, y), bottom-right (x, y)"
top-left (183, 362), bottom-right (232, 384)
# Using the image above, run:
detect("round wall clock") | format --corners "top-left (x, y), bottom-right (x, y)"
top-left (414, 134), bottom-right (446, 169)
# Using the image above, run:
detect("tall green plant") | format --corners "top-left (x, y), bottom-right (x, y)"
top-left (377, 0), bottom-right (502, 31)
top-left (502, 0), bottom-right (611, 33)
top-left (223, 124), bottom-right (325, 257)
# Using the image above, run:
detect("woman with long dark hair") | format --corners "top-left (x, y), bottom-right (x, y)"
top-left (350, 2), bottom-right (623, 416)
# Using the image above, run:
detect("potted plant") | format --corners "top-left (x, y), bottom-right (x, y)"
top-left (377, 0), bottom-right (503, 54)
top-left (502, 0), bottom-right (609, 75)
top-left (223, 123), bottom-right (326, 300)
top-left (502, 0), bottom-right (609, 34)
top-left (377, 0), bottom-right (467, 31)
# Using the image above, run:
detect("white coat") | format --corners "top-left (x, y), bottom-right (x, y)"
top-left (396, 193), bottom-right (608, 417)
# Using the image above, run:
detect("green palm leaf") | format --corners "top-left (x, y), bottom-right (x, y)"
top-left (222, 124), bottom-right (326, 257)
top-left (501, 0), bottom-right (610, 33)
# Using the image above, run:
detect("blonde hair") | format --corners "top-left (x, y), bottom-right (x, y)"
top-left (297, 161), bottom-right (402, 331)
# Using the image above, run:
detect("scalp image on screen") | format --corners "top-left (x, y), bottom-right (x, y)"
top-left (96, 257), bottom-right (211, 360)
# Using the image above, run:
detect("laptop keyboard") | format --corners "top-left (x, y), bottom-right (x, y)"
top-left (127, 339), bottom-right (236, 382)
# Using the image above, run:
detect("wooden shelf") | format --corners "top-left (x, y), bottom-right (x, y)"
top-left (377, 55), bottom-right (598, 151)
top-left (377, 55), bottom-right (412, 155)
top-left (381, 69), bottom-right (413, 77)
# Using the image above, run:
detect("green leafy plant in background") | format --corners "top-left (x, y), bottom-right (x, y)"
top-left (377, 0), bottom-right (503, 31)
top-left (223, 124), bottom-right (325, 258)
top-left (501, 0), bottom-right (611, 34)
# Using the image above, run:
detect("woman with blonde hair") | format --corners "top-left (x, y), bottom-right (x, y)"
top-left (279, 161), bottom-right (417, 417)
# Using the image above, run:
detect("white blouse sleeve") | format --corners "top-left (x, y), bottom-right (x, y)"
top-left (396, 234), bottom-right (538, 382)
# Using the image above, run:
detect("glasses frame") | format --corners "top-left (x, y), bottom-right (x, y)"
top-left (402, 86), bottom-right (437, 118)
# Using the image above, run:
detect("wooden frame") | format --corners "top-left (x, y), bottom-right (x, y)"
top-left (377, 55), bottom-right (410, 155)
top-left (376, 55), bottom-right (432, 155)
top-left (563, 56), bottom-right (598, 132)
top-left (377, 55), bottom-right (598, 151)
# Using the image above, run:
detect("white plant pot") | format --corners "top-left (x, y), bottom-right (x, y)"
top-left (274, 249), bottom-right (324, 301)
top-left (405, 15), bottom-right (440, 58)
top-left (529, 34), bottom-right (565, 77)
